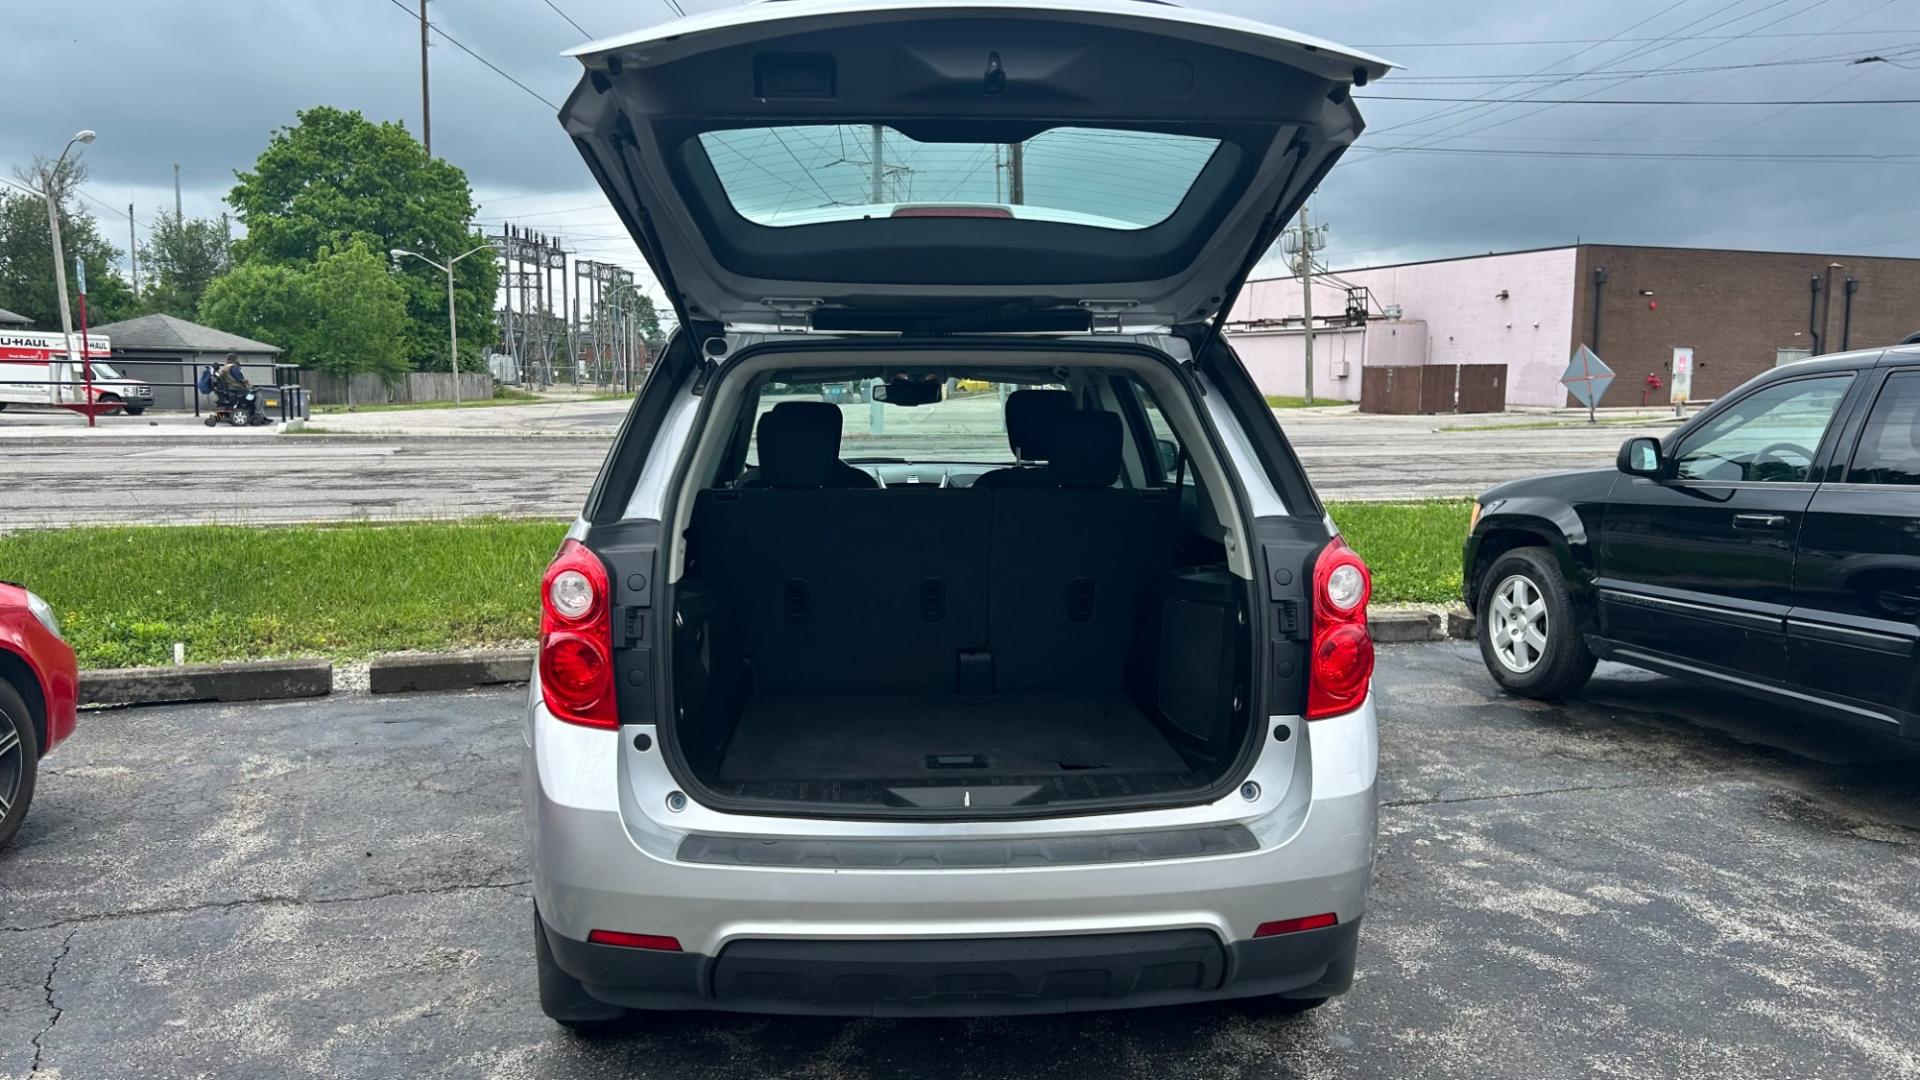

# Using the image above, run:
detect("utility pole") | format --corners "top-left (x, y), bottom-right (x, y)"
top-left (419, 0), bottom-right (432, 155)
top-left (869, 124), bottom-right (884, 203)
top-left (43, 131), bottom-right (96, 424)
top-left (172, 164), bottom-right (182, 221)
top-left (1284, 205), bottom-right (1329, 406)
top-left (1007, 141), bottom-right (1025, 205)
top-left (128, 202), bottom-right (139, 296)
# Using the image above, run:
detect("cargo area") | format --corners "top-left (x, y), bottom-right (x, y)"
top-left (665, 418), bottom-right (1258, 816)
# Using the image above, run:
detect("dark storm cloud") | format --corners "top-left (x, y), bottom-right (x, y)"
top-left (3, 0), bottom-right (1915, 271)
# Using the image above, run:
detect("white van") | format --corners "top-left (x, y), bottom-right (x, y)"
top-left (0, 330), bottom-right (153, 416)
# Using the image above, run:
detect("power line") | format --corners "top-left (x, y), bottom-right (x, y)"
top-left (658, 0), bottom-right (687, 17)
top-left (1351, 28), bottom-right (1920, 48)
top-left (377, 0), bottom-right (558, 111)
top-left (1329, 0), bottom-right (1910, 260)
top-left (1362, 0), bottom-right (1703, 140)
top-left (1383, 42), bottom-right (1920, 83)
top-left (538, 0), bottom-right (593, 39)
top-left (1359, 93), bottom-right (1920, 105)
top-left (1346, 145), bottom-right (1920, 164)
top-left (1370, 0), bottom-right (1822, 147)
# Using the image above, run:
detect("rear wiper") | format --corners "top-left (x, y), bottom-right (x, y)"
top-left (843, 457), bottom-right (909, 465)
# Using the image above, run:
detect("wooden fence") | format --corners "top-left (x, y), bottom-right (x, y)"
top-left (302, 372), bottom-right (493, 406)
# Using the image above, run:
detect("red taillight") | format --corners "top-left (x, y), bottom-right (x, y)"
top-left (587, 930), bottom-right (683, 952)
top-left (1254, 913), bottom-right (1339, 938)
top-left (1306, 537), bottom-right (1374, 721)
top-left (539, 539), bottom-right (617, 729)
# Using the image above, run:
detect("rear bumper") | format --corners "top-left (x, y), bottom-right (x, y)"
top-left (540, 916), bottom-right (1361, 1016)
top-left (523, 689), bottom-right (1378, 1014)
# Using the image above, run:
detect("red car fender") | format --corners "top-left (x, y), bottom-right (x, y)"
top-left (0, 588), bottom-right (79, 755)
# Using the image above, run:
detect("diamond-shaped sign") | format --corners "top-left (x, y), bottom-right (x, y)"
top-left (1561, 346), bottom-right (1615, 409)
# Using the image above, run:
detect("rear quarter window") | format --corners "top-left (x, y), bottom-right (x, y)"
top-left (1847, 371), bottom-right (1920, 486)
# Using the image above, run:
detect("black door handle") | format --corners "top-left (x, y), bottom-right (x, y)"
top-left (1732, 513), bottom-right (1789, 531)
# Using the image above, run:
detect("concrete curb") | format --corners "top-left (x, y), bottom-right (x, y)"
top-left (81, 658), bottom-right (333, 707)
top-left (1368, 607), bottom-right (1476, 644)
top-left (368, 650), bottom-right (535, 695)
top-left (1368, 611), bottom-right (1442, 643)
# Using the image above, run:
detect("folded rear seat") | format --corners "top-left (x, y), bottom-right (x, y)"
top-left (692, 488), bottom-right (991, 695)
top-left (988, 411), bottom-right (1177, 692)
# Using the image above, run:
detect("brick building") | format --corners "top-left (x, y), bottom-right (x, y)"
top-left (1228, 244), bottom-right (1920, 408)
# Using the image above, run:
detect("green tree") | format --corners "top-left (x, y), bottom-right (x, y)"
top-left (199, 243), bottom-right (408, 383)
top-left (629, 293), bottom-right (662, 342)
top-left (139, 213), bottom-right (232, 319)
top-left (227, 106), bottom-right (497, 372)
top-left (0, 156), bottom-right (140, 329)
top-left (198, 261), bottom-right (310, 357)
top-left (297, 242), bottom-right (408, 381)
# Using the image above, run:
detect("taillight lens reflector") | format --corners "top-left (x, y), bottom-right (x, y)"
top-left (587, 930), bottom-right (683, 952)
top-left (539, 539), bottom-right (617, 729)
top-left (1254, 913), bottom-right (1339, 938)
top-left (1307, 537), bottom-right (1374, 721)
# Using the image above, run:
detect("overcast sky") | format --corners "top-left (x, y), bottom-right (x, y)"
top-left (5, 0), bottom-right (1917, 312)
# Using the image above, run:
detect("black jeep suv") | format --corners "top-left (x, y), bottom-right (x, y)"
top-left (1463, 342), bottom-right (1920, 740)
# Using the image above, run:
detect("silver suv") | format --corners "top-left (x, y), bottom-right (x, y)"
top-left (524, 0), bottom-right (1388, 1021)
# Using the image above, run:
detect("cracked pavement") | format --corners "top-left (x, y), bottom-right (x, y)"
top-left (2, 643), bottom-right (1916, 1078)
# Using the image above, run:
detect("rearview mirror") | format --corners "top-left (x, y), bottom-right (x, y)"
top-left (1618, 436), bottom-right (1664, 478)
top-left (871, 376), bottom-right (946, 407)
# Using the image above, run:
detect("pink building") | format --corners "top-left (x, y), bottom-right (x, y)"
top-left (1227, 247), bottom-right (1580, 408)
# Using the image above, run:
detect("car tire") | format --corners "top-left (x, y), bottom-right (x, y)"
top-left (0, 679), bottom-right (41, 851)
top-left (534, 909), bottom-right (626, 1029)
top-left (1476, 546), bottom-right (1596, 699)
top-left (123, 405), bottom-right (146, 416)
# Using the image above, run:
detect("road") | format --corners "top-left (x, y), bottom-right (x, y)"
top-left (4, 643), bottom-right (1916, 1079)
top-left (0, 401), bottom-right (1672, 528)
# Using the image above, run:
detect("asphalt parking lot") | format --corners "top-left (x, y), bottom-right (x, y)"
top-left (0, 401), bottom-right (1670, 528)
top-left (4, 642), bottom-right (1916, 1079)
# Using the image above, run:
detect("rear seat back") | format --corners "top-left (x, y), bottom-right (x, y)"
top-left (692, 410), bottom-right (1176, 697)
top-left (988, 488), bottom-right (1177, 692)
top-left (692, 487), bottom-right (991, 695)
top-left (991, 410), bottom-right (1178, 691)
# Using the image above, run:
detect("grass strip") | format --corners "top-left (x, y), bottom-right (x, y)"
top-left (2, 502), bottom-right (1470, 668)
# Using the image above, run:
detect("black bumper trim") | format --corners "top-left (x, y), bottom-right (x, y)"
top-left (676, 824), bottom-right (1259, 869)
top-left (541, 918), bottom-right (1360, 1017)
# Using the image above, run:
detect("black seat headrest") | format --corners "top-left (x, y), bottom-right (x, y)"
top-left (1003, 389), bottom-right (1075, 461)
top-left (1047, 410), bottom-right (1123, 488)
top-left (756, 401), bottom-right (846, 488)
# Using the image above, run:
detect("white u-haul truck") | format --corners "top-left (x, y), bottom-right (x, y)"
top-left (0, 330), bottom-right (152, 416)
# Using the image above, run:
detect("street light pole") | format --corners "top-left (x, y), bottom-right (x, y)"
top-left (392, 244), bottom-right (490, 406)
top-left (43, 130), bottom-right (97, 425)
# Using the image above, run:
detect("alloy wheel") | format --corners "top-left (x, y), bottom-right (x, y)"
top-left (1490, 573), bottom-right (1550, 674)
top-left (0, 707), bottom-right (21, 823)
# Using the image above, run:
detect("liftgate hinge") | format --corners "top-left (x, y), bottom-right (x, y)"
top-left (763, 298), bottom-right (823, 334)
top-left (1079, 300), bottom-right (1140, 334)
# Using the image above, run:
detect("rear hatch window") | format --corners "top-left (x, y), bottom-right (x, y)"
top-left (699, 126), bottom-right (1221, 230)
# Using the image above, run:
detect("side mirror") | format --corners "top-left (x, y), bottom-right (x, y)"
top-left (1154, 438), bottom-right (1180, 476)
top-left (1618, 436), bottom-right (1665, 479)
